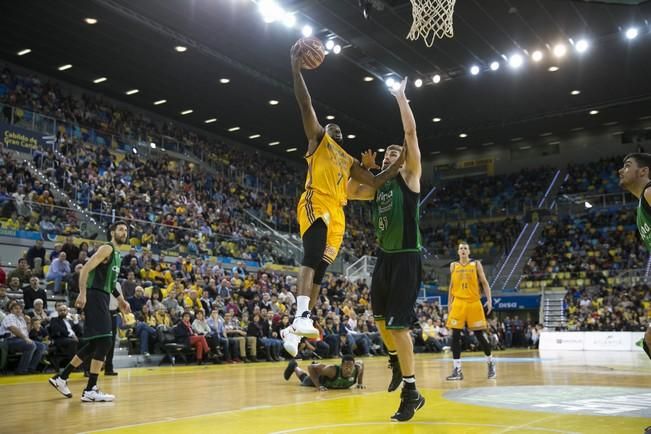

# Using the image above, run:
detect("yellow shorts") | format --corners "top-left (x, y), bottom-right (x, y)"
top-left (446, 298), bottom-right (487, 330)
top-left (297, 191), bottom-right (345, 264)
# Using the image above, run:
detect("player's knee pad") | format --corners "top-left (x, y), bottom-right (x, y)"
top-left (301, 219), bottom-right (327, 270)
top-left (312, 259), bottom-right (329, 285)
top-left (92, 337), bottom-right (113, 361)
top-left (451, 329), bottom-right (462, 359)
top-left (476, 330), bottom-right (492, 356)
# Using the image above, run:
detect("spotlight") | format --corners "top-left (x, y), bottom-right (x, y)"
top-left (302, 25), bottom-right (313, 37)
top-left (175, 46), bottom-right (187, 52)
top-left (589, 110), bottom-right (599, 115)
top-left (459, 133), bottom-right (468, 138)
top-left (584, 201), bottom-right (593, 209)
top-left (414, 78), bottom-right (423, 88)
top-left (432, 117), bottom-right (441, 123)
top-left (553, 43), bottom-right (567, 58)
top-left (385, 77), bottom-right (396, 88)
top-left (363, 76), bottom-right (374, 82)
top-left (470, 65), bottom-right (480, 75)
top-left (531, 50), bottom-right (544, 62)
top-left (150, 142), bottom-right (157, 149)
top-left (575, 39), bottom-right (589, 53)
top-left (347, 134), bottom-right (356, 139)
top-left (326, 115), bottom-right (335, 120)
top-left (259, 0), bottom-right (284, 23)
top-left (333, 44), bottom-right (341, 54)
top-left (282, 13), bottom-right (296, 28)
top-left (325, 40), bottom-right (335, 50)
top-left (509, 54), bottom-right (524, 68)
top-left (432, 74), bottom-right (441, 84)
top-left (490, 61), bottom-right (500, 71)
top-left (548, 66), bottom-right (559, 72)
top-left (626, 27), bottom-right (639, 40)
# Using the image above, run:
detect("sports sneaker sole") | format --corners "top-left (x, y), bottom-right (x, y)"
top-left (390, 396), bottom-right (426, 422)
top-left (48, 378), bottom-right (72, 398)
top-left (81, 396), bottom-right (115, 402)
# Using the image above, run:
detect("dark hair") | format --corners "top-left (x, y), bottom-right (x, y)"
top-left (107, 220), bottom-right (128, 237)
top-left (341, 354), bottom-right (355, 363)
top-left (624, 153), bottom-right (651, 170)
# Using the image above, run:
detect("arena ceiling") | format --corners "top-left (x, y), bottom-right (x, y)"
top-left (1, 0), bottom-right (651, 160)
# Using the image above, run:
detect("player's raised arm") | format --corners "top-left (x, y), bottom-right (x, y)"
top-left (347, 149), bottom-right (379, 201)
top-left (349, 146), bottom-right (406, 189)
top-left (389, 77), bottom-right (421, 182)
top-left (291, 44), bottom-right (325, 154)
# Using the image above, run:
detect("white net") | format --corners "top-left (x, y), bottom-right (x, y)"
top-left (406, 0), bottom-right (457, 47)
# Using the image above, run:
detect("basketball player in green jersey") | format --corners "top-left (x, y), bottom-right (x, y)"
top-left (348, 77), bottom-right (424, 421)
top-left (49, 221), bottom-right (131, 402)
top-left (618, 153), bottom-right (651, 360)
top-left (283, 355), bottom-right (365, 390)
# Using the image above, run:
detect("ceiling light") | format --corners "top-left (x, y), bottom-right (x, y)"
top-left (433, 74), bottom-right (441, 84)
top-left (132, 147), bottom-right (138, 155)
top-left (575, 39), bottom-right (589, 53)
top-left (459, 133), bottom-right (468, 138)
top-left (584, 201), bottom-right (593, 209)
top-left (553, 43), bottom-right (567, 58)
top-left (269, 100), bottom-right (279, 105)
top-left (153, 99), bottom-right (167, 105)
top-left (150, 142), bottom-right (157, 149)
top-left (432, 117), bottom-right (441, 123)
top-left (531, 50), bottom-right (544, 62)
top-left (259, 0), bottom-right (284, 23)
top-left (17, 49), bottom-right (31, 56)
top-left (509, 54), bottom-right (524, 69)
top-left (326, 115), bottom-right (335, 120)
top-left (268, 141), bottom-right (280, 146)
top-left (180, 109), bottom-right (193, 115)
top-left (470, 65), bottom-right (480, 75)
top-left (347, 134), bottom-right (356, 139)
top-left (548, 66), bottom-right (560, 72)
top-left (302, 25), bottom-right (313, 37)
top-left (249, 134), bottom-right (261, 139)
top-left (571, 90), bottom-right (581, 95)
top-left (378, 148), bottom-right (385, 152)
top-left (219, 78), bottom-right (230, 84)
top-left (490, 61), bottom-right (500, 71)
top-left (286, 148), bottom-right (298, 153)
top-left (625, 27), bottom-right (639, 40)
top-left (333, 44), bottom-right (342, 54)
top-left (93, 77), bottom-right (107, 84)
top-left (363, 76), bottom-right (374, 82)
top-left (58, 64), bottom-right (72, 71)
top-left (84, 18), bottom-right (98, 25)
top-left (204, 118), bottom-right (217, 124)
top-left (175, 46), bottom-right (187, 52)
top-left (282, 13), bottom-right (296, 28)
top-left (228, 127), bottom-right (240, 132)
top-left (125, 89), bottom-right (139, 95)
top-left (589, 110), bottom-right (599, 115)
top-left (414, 79), bottom-right (423, 87)
top-left (325, 40), bottom-right (335, 50)
top-left (385, 77), bottom-right (396, 88)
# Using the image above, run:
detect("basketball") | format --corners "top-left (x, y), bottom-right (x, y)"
top-left (294, 37), bottom-right (326, 70)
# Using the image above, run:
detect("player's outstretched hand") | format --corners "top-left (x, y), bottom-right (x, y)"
top-left (389, 77), bottom-right (408, 99)
top-left (75, 293), bottom-right (87, 310)
top-left (118, 299), bottom-right (132, 314)
top-left (290, 43), bottom-right (302, 70)
top-left (355, 384), bottom-right (367, 389)
top-left (361, 149), bottom-right (380, 170)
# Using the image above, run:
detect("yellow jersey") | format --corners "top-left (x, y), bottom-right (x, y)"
top-left (304, 133), bottom-right (354, 207)
top-left (450, 260), bottom-right (481, 301)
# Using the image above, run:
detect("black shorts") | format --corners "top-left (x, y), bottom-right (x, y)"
top-left (83, 289), bottom-right (112, 340)
top-left (371, 250), bottom-right (422, 329)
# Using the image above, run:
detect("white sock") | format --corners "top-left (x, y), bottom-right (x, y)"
top-left (297, 296), bottom-right (310, 316)
top-left (486, 355), bottom-right (493, 363)
top-left (453, 359), bottom-right (461, 369)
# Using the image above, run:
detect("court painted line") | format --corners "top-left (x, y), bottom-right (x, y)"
top-left (267, 421), bottom-right (580, 434)
top-left (77, 392), bottom-right (386, 434)
top-left (494, 415), bottom-right (565, 434)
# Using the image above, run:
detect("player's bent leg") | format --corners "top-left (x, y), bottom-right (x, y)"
top-left (376, 318), bottom-right (401, 392)
top-left (283, 359), bottom-right (298, 381)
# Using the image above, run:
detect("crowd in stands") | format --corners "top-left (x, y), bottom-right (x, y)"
top-left (560, 156), bottom-right (623, 196)
top-left (565, 283), bottom-right (650, 332)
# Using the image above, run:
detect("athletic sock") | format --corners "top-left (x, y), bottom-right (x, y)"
top-left (402, 375), bottom-right (416, 390)
top-left (297, 296), bottom-right (310, 316)
top-left (59, 363), bottom-right (75, 380)
top-left (388, 351), bottom-right (398, 362)
top-left (85, 373), bottom-right (99, 391)
top-left (453, 359), bottom-right (462, 369)
top-left (486, 355), bottom-right (494, 363)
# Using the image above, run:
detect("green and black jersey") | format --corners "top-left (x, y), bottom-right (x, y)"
top-left (372, 173), bottom-right (421, 253)
top-left (637, 181), bottom-right (651, 250)
top-left (321, 365), bottom-right (359, 389)
top-left (87, 244), bottom-right (122, 294)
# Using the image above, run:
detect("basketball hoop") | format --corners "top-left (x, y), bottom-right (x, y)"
top-left (407, 0), bottom-right (457, 47)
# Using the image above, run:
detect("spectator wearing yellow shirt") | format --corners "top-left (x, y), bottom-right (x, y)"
top-left (139, 262), bottom-right (157, 283)
top-left (141, 228), bottom-right (155, 248)
top-left (2, 213), bottom-right (20, 230)
top-left (184, 290), bottom-right (202, 311)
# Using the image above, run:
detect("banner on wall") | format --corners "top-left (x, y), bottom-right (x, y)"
top-left (0, 123), bottom-right (44, 152)
top-left (424, 293), bottom-right (541, 310)
top-left (540, 331), bottom-right (646, 352)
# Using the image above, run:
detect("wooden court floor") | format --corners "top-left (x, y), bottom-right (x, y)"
top-left (2, 350), bottom-right (651, 434)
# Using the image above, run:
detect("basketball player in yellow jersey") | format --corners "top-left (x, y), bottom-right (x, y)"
top-left (446, 242), bottom-right (496, 381)
top-left (281, 44), bottom-right (405, 357)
